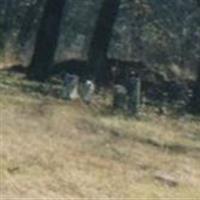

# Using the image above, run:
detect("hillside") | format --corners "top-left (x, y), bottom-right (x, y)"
top-left (0, 71), bottom-right (200, 199)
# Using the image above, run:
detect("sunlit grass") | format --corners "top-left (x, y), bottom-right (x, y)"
top-left (0, 71), bottom-right (200, 199)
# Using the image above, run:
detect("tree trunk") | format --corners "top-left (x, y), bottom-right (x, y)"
top-left (18, 0), bottom-right (43, 47)
top-left (27, 0), bottom-right (66, 81)
top-left (87, 0), bottom-right (121, 86)
top-left (189, 62), bottom-right (200, 113)
top-left (1, 0), bottom-right (13, 64)
top-left (188, 0), bottom-right (200, 113)
top-left (194, 1), bottom-right (200, 113)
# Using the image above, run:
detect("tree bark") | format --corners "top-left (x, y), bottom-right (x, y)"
top-left (18, 0), bottom-right (42, 47)
top-left (189, 62), bottom-right (200, 113)
top-left (87, 0), bottom-right (121, 86)
top-left (188, 0), bottom-right (200, 113)
top-left (27, 0), bottom-right (66, 81)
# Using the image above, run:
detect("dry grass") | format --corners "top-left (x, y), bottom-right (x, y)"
top-left (0, 72), bottom-right (200, 199)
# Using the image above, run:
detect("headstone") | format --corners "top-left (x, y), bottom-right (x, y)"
top-left (81, 80), bottom-right (95, 104)
top-left (126, 72), bottom-right (141, 114)
top-left (113, 84), bottom-right (127, 110)
top-left (63, 73), bottom-right (79, 100)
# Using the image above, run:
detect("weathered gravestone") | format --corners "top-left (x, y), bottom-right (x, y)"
top-left (63, 73), bottom-right (79, 100)
top-left (126, 72), bottom-right (141, 114)
top-left (80, 80), bottom-right (95, 104)
top-left (113, 84), bottom-right (127, 110)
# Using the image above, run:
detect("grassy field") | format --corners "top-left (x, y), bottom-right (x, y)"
top-left (0, 71), bottom-right (200, 199)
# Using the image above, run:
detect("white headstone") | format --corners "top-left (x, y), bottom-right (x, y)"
top-left (81, 80), bottom-right (95, 104)
top-left (63, 73), bottom-right (79, 100)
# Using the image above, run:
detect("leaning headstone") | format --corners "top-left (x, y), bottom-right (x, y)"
top-left (80, 80), bottom-right (95, 104)
top-left (126, 73), bottom-right (141, 114)
top-left (63, 73), bottom-right (79, 100)
top-left (113, 84), bottom-right (127, 110)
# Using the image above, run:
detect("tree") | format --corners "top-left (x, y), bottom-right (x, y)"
top-left (188, 0), bottom-right (200, 113)
top-left (1, 0), bottom-right (12, 55)
top-left (87, 0), bottom-right (121, 86)
top-left (17, 0), bottom-right (43, 48)
top-left (27, 0), bottom-right (66, 81)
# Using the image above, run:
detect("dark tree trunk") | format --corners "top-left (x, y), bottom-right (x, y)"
top-left (194, 1), bottom-right (200, 113)
top-left (27, 0), bottom-right (66, 81)
top-left (87, 0), bottom-right (121, 86)
top-left (189, 62), bottom-right (200, 113)
top-left (18, 0), bottom-right (43, 47)
top-left (1, 0), bottom-right (13, 63)
top-left (188, 0), bottom-right (200, 113)
top-left (2, 0), bottom-right (12, 42)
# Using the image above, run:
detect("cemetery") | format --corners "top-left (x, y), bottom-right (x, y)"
top-left (0, 0), bottom-right (200, 199)
top-left (0, 70), bottom-right (200, 198)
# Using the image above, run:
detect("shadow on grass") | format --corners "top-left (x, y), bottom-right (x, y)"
top-left (0, 66), bottom-right (63, 99)
top-left (79, 115), bottom-right (200, 155)
top-left (0, 60), bottom-right (92, 99)
top-left (110, 130), bottom-right (200, 154)
top-left (0, 63), bottom-right (199, 118)
top-left (136, 137), bottom-right (200, 154)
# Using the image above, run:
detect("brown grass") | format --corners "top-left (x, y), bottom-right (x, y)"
top-left (0, 75), bottom-right (200, 199)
